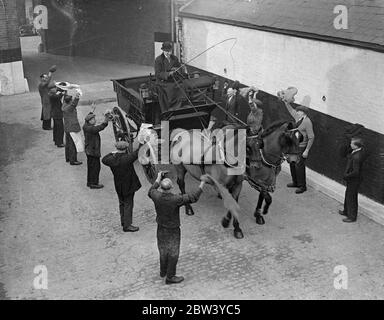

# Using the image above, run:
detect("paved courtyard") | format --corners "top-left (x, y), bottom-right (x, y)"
top-left (0, 56), bottom-right (383, 300)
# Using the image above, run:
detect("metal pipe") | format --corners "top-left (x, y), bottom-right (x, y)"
top-left (171, 0), bottom-right (175, 42)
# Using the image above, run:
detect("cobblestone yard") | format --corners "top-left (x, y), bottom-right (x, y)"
top-left (1, 85), bottom-right (383, 300)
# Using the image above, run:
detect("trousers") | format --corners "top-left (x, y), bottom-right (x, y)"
top-left (118, 193), bottom-right (134, 227)
top-left (86, 155), bottom-right (101, 185)
top-left (42, 119), bottom-right (52, 130)
top-left (289, 146), bottom-right (307, 188)
top-left (65, 133), bottom-right (78, 163)
top-left (343, 179), bottom-right (361, 221)
top-left (53, 119), bottom-right (64, 145)
top-left (157, 225), bottom-right (181, 278)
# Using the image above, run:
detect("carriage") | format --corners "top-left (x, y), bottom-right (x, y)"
top-left (110, 72), bottom-right (221, 145)
top-left (109, 70), bottom-right (303, 238)
top-left (109, 71), bottom-right (223, 183)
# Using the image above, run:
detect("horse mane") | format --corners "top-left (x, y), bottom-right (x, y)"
top-left (261, 120), bottom-right (288, 138)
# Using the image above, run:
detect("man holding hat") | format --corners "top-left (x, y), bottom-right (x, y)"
top-left (154, 41), bottom-right (183, 112)
top-left (83, 112), bottom-right (109, 189)
top-left (38, 65), bottom-right (57, 130)
top-left (148, 171), bottom-right (205, 284)
top-left (62, 90), bottom-right (82, 165)
top-left (284, 103), bottom-right (315, 194)
top-left (102, 141), bottom-right (142, 232)
top-left (247, 90), bottom-right (264, 135)
top-left (48, 85), bottom-right (65, 147)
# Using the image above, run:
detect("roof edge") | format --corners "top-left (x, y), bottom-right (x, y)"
top-left (179, 11), bottom-right (384, 54)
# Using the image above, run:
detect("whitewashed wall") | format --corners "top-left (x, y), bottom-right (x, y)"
top-left (182, 18), bottom-right (384, 134)
top-left (0, 61), bottom-right (29, 95)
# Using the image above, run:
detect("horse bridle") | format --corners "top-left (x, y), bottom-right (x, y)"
top-left (246, 134), bottom-right (285, 169)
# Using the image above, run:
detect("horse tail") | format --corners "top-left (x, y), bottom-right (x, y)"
top-left (203, 174), bottom-right (240, 222)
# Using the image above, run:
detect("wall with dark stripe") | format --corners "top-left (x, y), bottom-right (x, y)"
top-left (189, 66), bottom-right (384, 205)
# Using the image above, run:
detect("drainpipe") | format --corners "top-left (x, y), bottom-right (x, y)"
top-left (171, 0), bottom-right (175, 42)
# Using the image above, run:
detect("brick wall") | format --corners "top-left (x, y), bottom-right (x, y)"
top-left (43, 0), bottom-right (173, 66)
top-left (0, 0), bottom-right (22, 63)
top-left (0, 0), bottom-right (27, 95)
top-left (182, 18), bottom-right (384, 204)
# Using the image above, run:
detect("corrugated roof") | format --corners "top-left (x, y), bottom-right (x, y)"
top-left (179, 0), bottom-right (384, 51)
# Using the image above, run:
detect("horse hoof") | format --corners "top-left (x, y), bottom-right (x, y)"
top-left (221, 217), bottom-right (230, 228)
top-left (254, 209), bottom-right (262, 218)
top-left (186, 211), bottom-right (194, 216)
top-left (263, 210), bottom-right (268, 215)
top-left (234, 230), bottom-right (244, 239)
top-left (256, 215), bottom-right (265, 225)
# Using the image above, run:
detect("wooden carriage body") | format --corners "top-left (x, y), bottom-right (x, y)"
top-left (110, 73), bottom-right (220, 139)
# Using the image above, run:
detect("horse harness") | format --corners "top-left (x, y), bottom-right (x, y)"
top-left (245, 132), bottom-right (285, 193)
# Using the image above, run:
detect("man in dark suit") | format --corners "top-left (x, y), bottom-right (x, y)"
top-left (38, 65), bottom-right (56, 130)
top-left (224, 81), bottom-right (249, 124)
top-left (102, 141), bottom-right (142, 232)
top-left (83, 112), bottom-right (109, 189)
top-left (155, 41), bottom-right (181, 82)
top-left (62, 90), bottom-right (82, 165)
top-left (48, 86), bottom-right (65, 147)
top-left (148, 171), bottom-right (205, 284)
top-left (154, 41), bottom-right (183, 112)
top-left (339, 137), bottom-right (367, 222)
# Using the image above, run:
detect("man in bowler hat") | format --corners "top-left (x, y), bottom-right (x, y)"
top-left (155, 41), bottom-right (181, 82)
top-left (154, 41), bottom-right (183, 112)
top-left (83, 112), bottom-right (109, 189)
top-left (148, 171), bottom-right (205, 284)
top-left (102, 141), bottom-right (142, 232)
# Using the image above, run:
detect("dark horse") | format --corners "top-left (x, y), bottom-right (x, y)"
top-left (172, 120), bottom-right (302, 239)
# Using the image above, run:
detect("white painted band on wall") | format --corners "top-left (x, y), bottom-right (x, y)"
top-left (182, 18), bottom-right (384, 135)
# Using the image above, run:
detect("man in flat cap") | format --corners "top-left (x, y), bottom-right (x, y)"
top-left (148, 171), bottom-right (205, 284)
top-left (83, 112), bottom-right (110, 189)
top-left (283, 103), bottom-right (315, 194)
top-left (154, 41), bottom-right (183, 112)
top-left (102, 141), bottom-right (142, 232)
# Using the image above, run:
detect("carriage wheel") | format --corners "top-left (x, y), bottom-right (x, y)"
top-left (111, 106), bottom-right (160, 184)
top-left (111, 106), bottom-right (139, 150)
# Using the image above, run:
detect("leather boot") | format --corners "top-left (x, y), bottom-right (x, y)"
top-left (165, 276), bottom-right (184, 284)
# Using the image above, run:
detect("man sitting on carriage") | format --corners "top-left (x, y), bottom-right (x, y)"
top-left (154, 41), bottom-right (185, 113)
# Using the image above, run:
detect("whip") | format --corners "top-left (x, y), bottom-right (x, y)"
top-left (173, 37), bottom-right (237, 74)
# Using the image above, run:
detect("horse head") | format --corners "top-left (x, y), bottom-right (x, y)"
top-left (246, 121), bottom-right (303, 168)
top-left (279, 122), bottom-right (303, 154)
